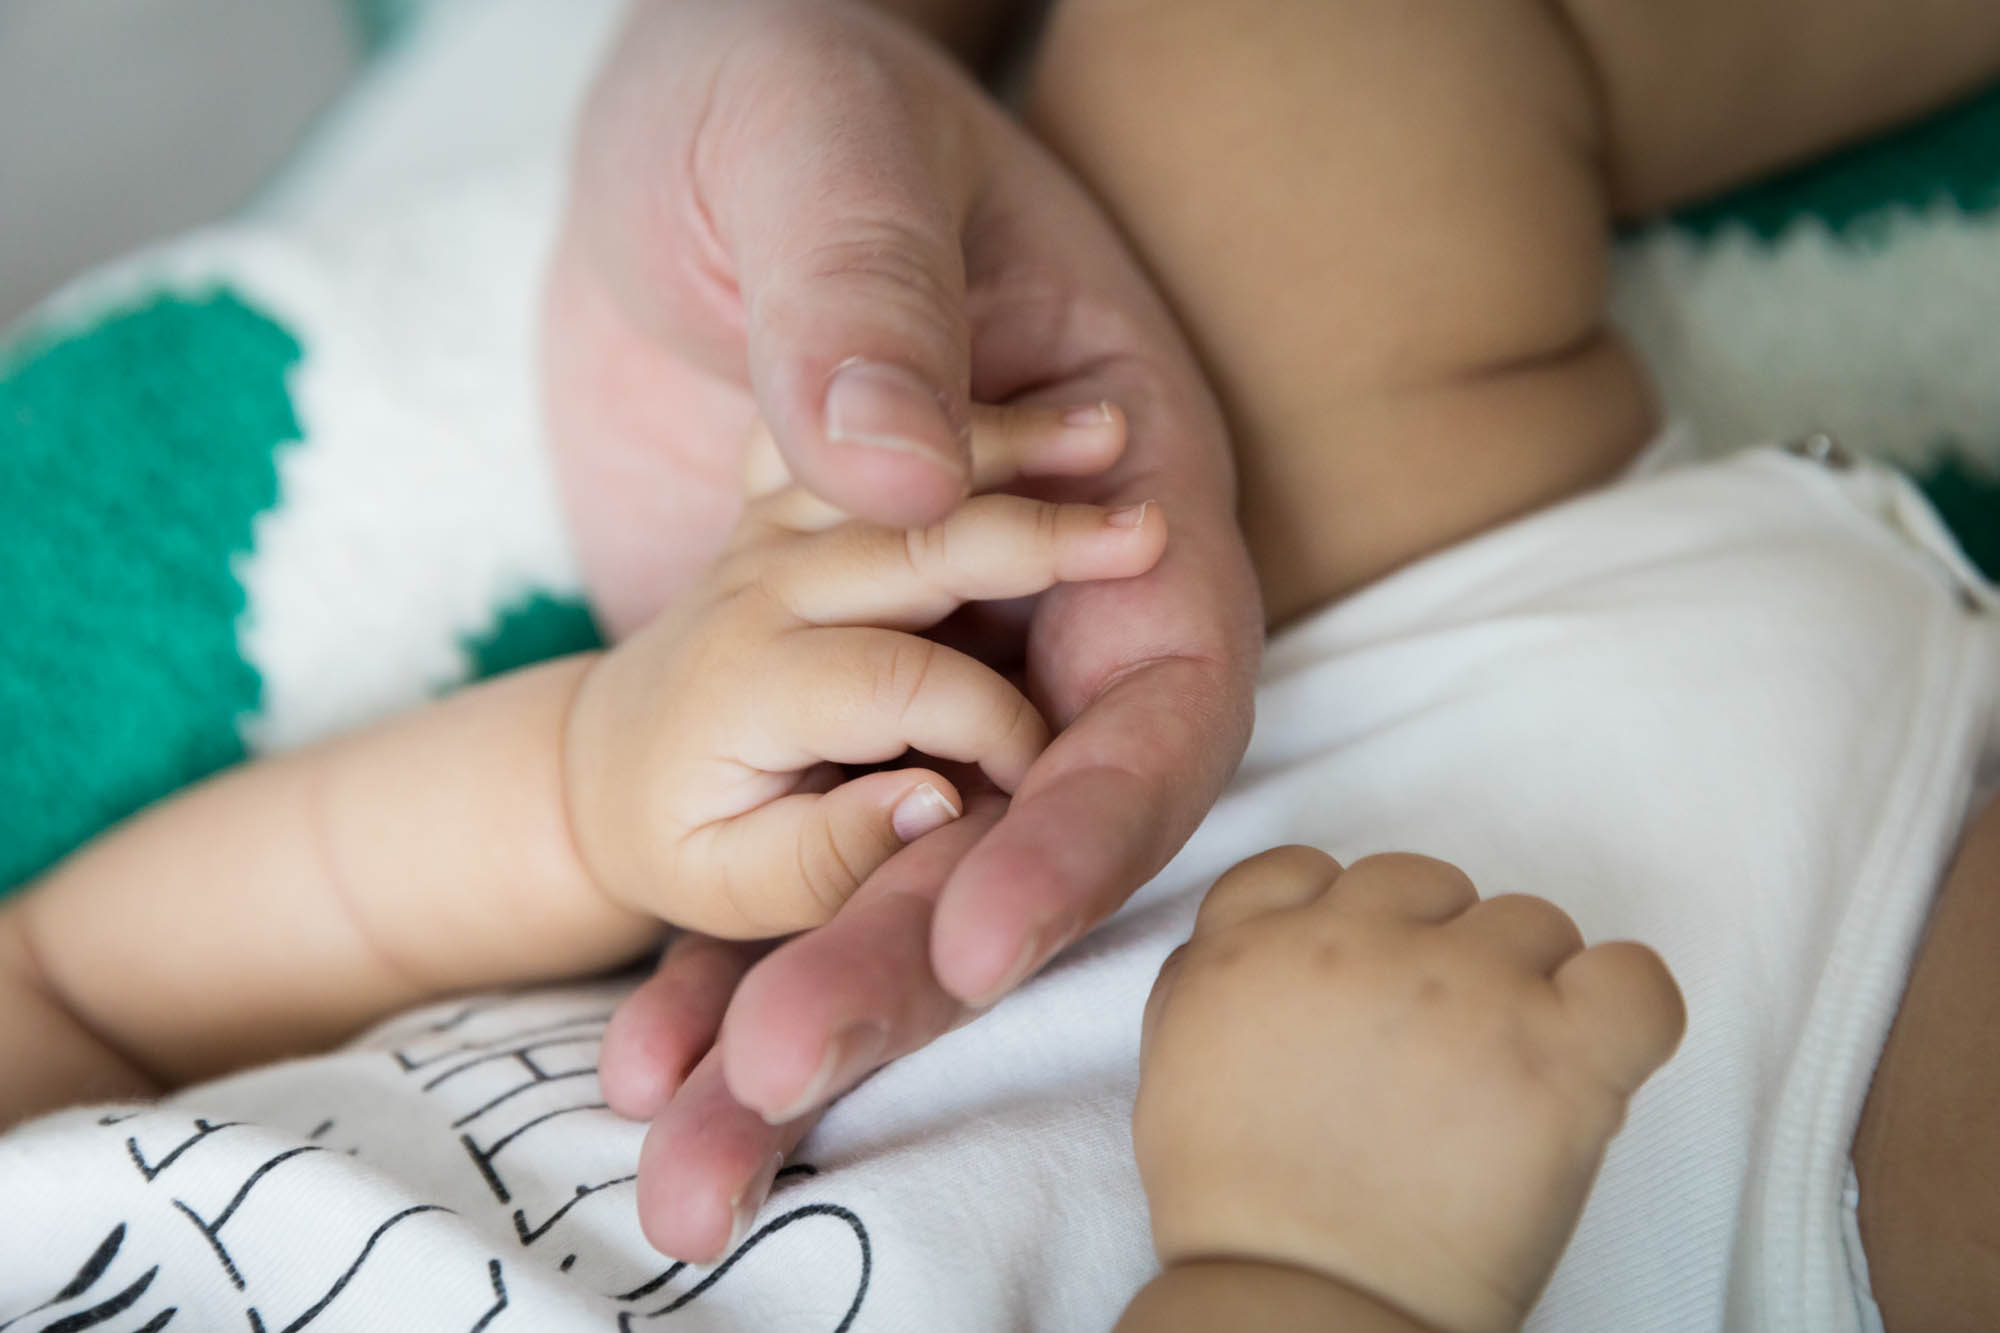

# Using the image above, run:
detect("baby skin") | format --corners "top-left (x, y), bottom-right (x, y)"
top-left (1123, 849), bottom-right (1682, 1333)
top-left (0, 401), bottom-right (1164, 1121)
top-left (1018, 0), bottom-right (2000, 1325)
top-left (584, 0), bottom-right (2000, 1290)
top-left (0, 389), bottom-right (1686, 1332)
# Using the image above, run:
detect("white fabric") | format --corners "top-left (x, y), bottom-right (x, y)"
top-left (2, 448), bottom-right (1993, 1331)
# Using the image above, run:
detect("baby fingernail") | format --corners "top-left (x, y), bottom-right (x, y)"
top-left (762, 1020), bottom-right (890, 1125)
top-left (1104, 501), bottom-right (1151, 530)
top-left (824, 359), bottom-right (966, 478)
top-left (892, 783), bottom-right (960, 843)
top-left (724, 1150), bottom-right (786, 1256)
top-left (1062, 400), bottom-right (1115, 428)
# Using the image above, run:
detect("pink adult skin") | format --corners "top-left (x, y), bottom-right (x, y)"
top-left (543, 1), bottom-right (1260, 1260)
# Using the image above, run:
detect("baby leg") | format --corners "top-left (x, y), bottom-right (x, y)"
top-left (1028, 0), bottom-right (2000, 624)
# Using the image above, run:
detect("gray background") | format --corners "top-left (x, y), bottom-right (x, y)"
top-left (0, 0), bottom-right (365, 330)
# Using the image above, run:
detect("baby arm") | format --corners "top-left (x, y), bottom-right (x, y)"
top-left (0, 654), bottom-right (631, 1123)
top-left (0, 402), bottom-right (1154, 1129)
top-left (1119, 848), bottom-right (1684, 1333)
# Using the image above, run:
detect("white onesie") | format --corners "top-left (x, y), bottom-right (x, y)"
top-left (1, 445), bottom-right (1993, 1332)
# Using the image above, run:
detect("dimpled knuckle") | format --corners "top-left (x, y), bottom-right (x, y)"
top-left (876, 634), bottom-right (939, 718)
top-left (1360, 850), bottom-right (1464, 884)
top-left (711, 857), bottom-right (763, 937)
top-left (904, 517), bottom-right (952, 584)
top-left (794, 814), bottom-right (865, 922)
top-left (1257, 844), bottom-right (1340, 881)
top-left (1033, 498), bottom-right (1063, 556)
top-left (1358, 851), bottom-right (1476, 899)
top-left (982, 676), bottom-right (1038, 753)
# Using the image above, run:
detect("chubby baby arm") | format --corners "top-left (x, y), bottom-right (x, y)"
top-left (0, 402), bottom-right (1153, 1128)
top-left (1120, 848), bottom-right (1684, 1333)
top-left (0, 655), bottom-right (651, 1129)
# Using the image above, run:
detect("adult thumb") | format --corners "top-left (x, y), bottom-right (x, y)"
top-left (705, 24), bottom-right (977, 526)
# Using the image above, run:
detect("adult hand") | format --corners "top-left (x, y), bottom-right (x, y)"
top-left (544, 0), bottom-right (1261, 1259)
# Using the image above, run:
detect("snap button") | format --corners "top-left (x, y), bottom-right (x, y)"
top-left (1784, 431), bottom-right (1855, 471)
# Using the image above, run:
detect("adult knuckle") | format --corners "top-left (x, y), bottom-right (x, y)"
top-left (794, 219), bottom-right (963, 328)
top-left (726, 8), bottom-right (898, 113)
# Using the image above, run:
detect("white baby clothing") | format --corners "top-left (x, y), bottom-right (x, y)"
top-left (1, 445), bottom-right (1992, 1331)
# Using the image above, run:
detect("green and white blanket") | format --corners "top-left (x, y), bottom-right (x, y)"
top-left (4, 0), bottom-right (1998, 894)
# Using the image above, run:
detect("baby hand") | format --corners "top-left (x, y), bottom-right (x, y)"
top-left (562, 402), bottom-right (1162, 939)
top-left (1134, 848), bottom-right (1684, 1333)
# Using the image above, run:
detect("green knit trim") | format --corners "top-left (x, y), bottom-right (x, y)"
top-left (1914, 450), bottom-right (2000, 582)
top-left (344, 0), bottom-right (424, 55)
top-left (0, 290), bottom-right (297, 896)
top-left (460, 591), bottom-right (602, 682)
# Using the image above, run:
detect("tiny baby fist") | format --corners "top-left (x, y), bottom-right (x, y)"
top-left (1134, 850), bottom-right (1683, 1333)
top-left (561, 424), bottom-right (1167, 941)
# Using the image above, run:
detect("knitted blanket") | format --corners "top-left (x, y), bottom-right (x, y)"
top-left (4, 0), bottom-right (1999, 895)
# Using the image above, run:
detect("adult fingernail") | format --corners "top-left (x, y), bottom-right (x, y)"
top-left (724, 1150), bottom-right (786, 1256)
top-left (761, 1020), bottom-right (889, 1125)
top-left (1104, 501), bottom-right (1151, 530)
top-left (892, 783), bottom-right (960, 843)
top-left (966, 921), bottom-right (1080, 1009)
top-left (824, 359), bottom-right (966, 478)
top-left (1062, 400), bottom-right (1115, 428)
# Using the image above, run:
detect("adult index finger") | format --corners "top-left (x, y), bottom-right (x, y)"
top-left (932, 650), bottom-right (1253, 1007)
top-left (716, 793), bottom-right (1004, 1124)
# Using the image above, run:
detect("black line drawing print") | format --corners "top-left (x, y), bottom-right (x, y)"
top-left (391, 1015), bottom-right (610, 1081)
top-left (614, 1203), bottom-right (872, 1331)
top-left (382, 998), bottom-right (877, 1327)
top-left (467, 1261), bottom-right (507, 1333)
top-left (512, 1174), bottom-right (638, 1245)
top-left (385, 999), bottom-right (622, 1246)
top-left (16, 995), bottom-right (873, 1330)
top-left (0, 1224), bottom-right (176, 1333)
top-left (126, 1119), bottom-right (243, 1181)
top-left (403, 999), bottom-right (514, 1038)
top-left (171, 1145), bottom-right (326, 1289)
top-left (71, 1113), bottom-right (508, 1332)
top-left (244, 1203), bottom-right (449, 1333)
top-left (458, 1102), bottom-right (612, 1207)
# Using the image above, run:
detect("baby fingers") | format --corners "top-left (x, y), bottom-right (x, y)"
top-left (675, 770), bottom-right (966, 938)
top-left (1553, 940), bottom-right (1687, 1096)
top-left (742, 399), bottom-right (1128, 518)
top-left (740, 628), bottom-right (1051, 792)
top-left (759, 493), bottom-right (1167, 630)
